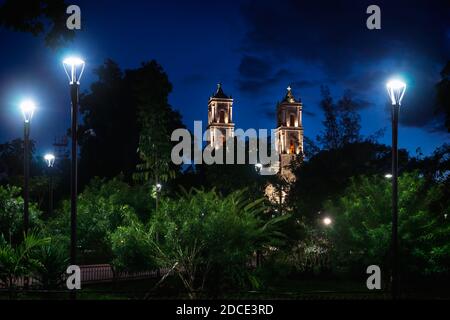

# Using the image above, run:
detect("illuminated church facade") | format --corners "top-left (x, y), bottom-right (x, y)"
top-left (206, 83), bottom-right (304, 185)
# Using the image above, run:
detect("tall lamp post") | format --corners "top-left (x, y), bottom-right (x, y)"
top-left (386, 79), bottom-right (406, 300)
top-left (63, 57), bottom-right (85, 283)
top-left (20, 100), bottom-right (36, 235)
top-left (44, 153), bottom-right (55, 217)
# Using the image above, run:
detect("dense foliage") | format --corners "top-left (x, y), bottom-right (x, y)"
top-left (327, 172), bottom-right (449, 276)
top-left (0, 185), bottom-right (42, 244)
top-left (0, 55), bottom-right (448, 299)
top-left (49, 178), bottom-right (143, 263)
top-left (109, 189), bottom-right (287, 298)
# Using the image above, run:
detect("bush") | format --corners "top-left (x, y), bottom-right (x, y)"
top-left (50, 178), bottom-right (140, 263)
top-left (325, 172), bottom-right (450, 278)
top-left (33, 238), bottom-right (69, 290)
top-left (0, 185), bottom-right (42, 244)
top-left (0, 232), bottom-right (50, 298)
top-left (110, 222), bottom-right (156, 274)
top-left (147, 188), bottom-right (286, 298)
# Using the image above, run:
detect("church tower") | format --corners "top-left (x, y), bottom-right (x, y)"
top-left (275, 86), bottom-right (304, 181)
top-left (207, 83), bottom-right (235, 148)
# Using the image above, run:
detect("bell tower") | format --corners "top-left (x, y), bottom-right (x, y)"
top-left (207, 83), bottom-right (235, 148)
top-left (275, 86), bottom-right (304, 181)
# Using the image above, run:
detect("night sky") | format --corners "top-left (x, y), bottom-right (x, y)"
top-left (0, 0), bottom-right (449, 157)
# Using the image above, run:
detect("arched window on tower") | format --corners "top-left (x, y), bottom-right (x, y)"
top-left (219, 110), bottom-right (225, 123)
top-left (290, 114), bottom-right (295, 127)
top-left (289, 140), bottom-right (295, 154)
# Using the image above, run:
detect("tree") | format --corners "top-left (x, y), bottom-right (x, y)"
top-left (0, 185), bottom-right (42, 244)
top-left (131, 61), bottom-right (184, 190)
top-left (145, 189), bottom-right (286, 298)
top-left (110, 221), bottom-right (156, 275)
top-left (325, 172), bottom-right (450, 278)
top-left (78, 60), bottom-right (139, 187)
top-left (0, 139), bottom-right (38, 186)
top-left (50, 178), bottom-right (140, 263)
top-left (0, 139), bottom-right (24, 184)
top-left (302, 136), bottom-right (320, 160)
top-left (317, 86), bottom-right (341, 150)
top-left (0, 139), bottom-right (58, 217)
top-left (0, 232), bottom-right (50, 299)
top-left (78, 60), bottom-right (184, 189)
top-left (316, 87), bottom-right (363, 150)
top-left (288, 141), bottom-right (409, 221)
top-left (337, 91), bottom-right (362, 145)
top-left (0, 0), bottom-right (74, 48)
top-left (33, 238), bottom-right (69, 290)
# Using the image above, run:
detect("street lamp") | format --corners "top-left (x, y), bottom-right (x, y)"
top-left (385, 173), bottom-right (393, 179)
top-left (44, 153), bottom-right (55, 167)
top-left (63, 56), bottom-right (85, 282)
top-left (155, 183), bottom-right (162, 211)
top-left (20, 100), bottom-right (36, 235)
top-left (44, 153), bottom-right (55, 217)
top-left (323, 217), bottom-right (332, 226)
top-left (386, 78), bottom-right (406, 300)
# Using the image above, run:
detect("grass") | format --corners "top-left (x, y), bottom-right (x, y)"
top-left (1, 275), bottom-right (449, 300)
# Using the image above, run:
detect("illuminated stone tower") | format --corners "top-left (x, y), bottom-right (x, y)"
top-left (274, 86), bottom-right (304, 181)
top-left (264, 86), bottom-right (304, 206)
top-left (207, 83), bottom-right (235, 148)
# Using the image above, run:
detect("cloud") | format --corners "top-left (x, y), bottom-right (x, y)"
top-left (238, 0), bottom-right (450, 132)
top-left (292, 80), bottom-right (319, 89)
top-left (237, 59), bottom-right (319, 94)
top-left (303, 110), bottom-right (317, 117)
top-left (239, 55), bottom-right (272, 78)
top-left (257, 101), bottom-right (276, 119)
top-left (259, 99), bottom-right (316, 121)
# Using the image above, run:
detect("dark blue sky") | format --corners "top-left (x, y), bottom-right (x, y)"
top-left (0, 0), bottom-right (449, 157)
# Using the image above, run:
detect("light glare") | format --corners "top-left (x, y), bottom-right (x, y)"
top-left (63, 57), bottom-right (85, 66)
top-left (386, 79), bottom-right (406, 105)
top-left (44, 153), bottom-right (56, 167)
top-left (20, 100), bottom-right (36, 123)
top-left (63, 56), bottom-right (85, 84)
top-left (323, 217), bottom-right (332, 226)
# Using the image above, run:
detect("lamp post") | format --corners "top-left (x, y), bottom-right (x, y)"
top-left (20, 100), bottom-right (36, 236)
top-left (44, 153), bottom-right (55, 217)
top-left (386, 79), bottom-right (406, 300)
top-left (63, 57), bottom-right (85, 285)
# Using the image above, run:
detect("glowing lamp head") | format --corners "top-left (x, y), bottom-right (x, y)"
top-left (20, 100), bottom-right (36, 123)
top-left (156, 183), bottom-right (162, 192)
top-left (386, 79), bottom-right (406, 106)
top-left (63, 56), bottom-right (85, 85)
top-left (44, 153), bottom-right (55, 167)
top-left (323, 217), bottom-right (332, 226)
top-left (385, 173), bottom-right (393, 179)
